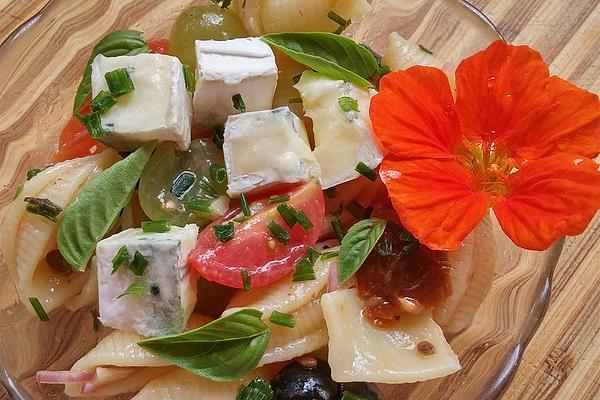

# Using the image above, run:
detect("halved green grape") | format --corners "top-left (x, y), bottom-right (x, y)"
top-left (139, 139), bottom-right (230, 227)
top-left (169, 5), bottom-right (248, 68)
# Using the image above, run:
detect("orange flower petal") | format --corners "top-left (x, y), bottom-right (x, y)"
top-left (505, 76), bottom-right (600, 161)
top-left (455, 40), bottom-right (549, 144)
top-left (493, 154), bottom-right (600, 250)
top-left (380, 157), bottom-right (490, 250)
top-left (370, 66), bottom-right (461, 159)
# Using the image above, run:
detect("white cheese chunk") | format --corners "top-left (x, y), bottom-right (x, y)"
top-left (322, 289), bottom-right (461, 384)
top-left (96, 225), bottom-right (199, 337)
top-left (193, 38), bottom-right (278, 128)
top-left (91, 53), bottom-right (192, 151)
top-left (223, 106), bottom-right (320, 197)
top-left (295, 71), bottom-right (385, 189)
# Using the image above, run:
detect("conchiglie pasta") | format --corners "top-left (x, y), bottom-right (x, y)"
top-left (434, 213), bottom-right (496, 334)
top-left (232, 0), bottom-right (371, 35)
top-left (259, 297), bottom-right (328, 366)
top-left (1, 150), bottom-right (121, 315)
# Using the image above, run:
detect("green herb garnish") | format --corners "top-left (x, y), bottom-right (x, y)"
top-left (105, 68), bottom-right (135, 97)
top-left (237, 376), bottom-right (273, 400)
top-left (90, 90), bottom-right (117, 114)
top-left (75, 112), bottom-right (105, 138)
top-left (111, 245), bottom-right (129, 274)
top-left (338, 96), bottom-right (359, 113)
top-left (129, 250), bottom-right (149, 276)
top-left (210, 164), bottom-right (228, 185)
top-left (268, 195), bottom-right (290, 204)
top-left (294, 210), bottom-right (313, 231)
top-left (215, 222), bottom-right (235, 242)
top-left (327, 11), bottom-right (351, 34)
top-left (241, 268), bottom-right (251, 291)
top-left (117, 280), bottom-right (147, 299)
top-left (267, 220), bottom-right (290, 244)
top-left (341, 390), bottom-right (366, 400)
top-left (338, 218), bottom-right (386, 283)
top-left (24, 197), bottom-right (62, 223)
top-left (211, 0), bottom-right (232, 8)
top-left (232, 94), bottom-right (246, 113)
top-left (186, 196), bottom-right (212, 213)
top-left (213, 126), bottom-right (225, 149)
top-left (269, 310), bottom-right (295, 328)
top-left (355, 161), bottom-right (377, 181)
top-left (91, 308), bottom-right (101, 332)
top-left (141, 220), bottom-right (171, 233)
top-left (331, 219), bottom-right (345, 242)
top-left (29, 297), bottom-right (49, 322)
top-left (183, 64), bottom-right (196, 92)
top-left (377, 237), bottom-right (393, 256)
top-left (293, 255), bottom-right (316, 282)
top-left (419, 44), bottom-right (434, 55)
top-left (171, 171), bottom-right (196, 198)
top-left (240, 193), bottom-right (251, 217)
top-left (26, 168), bottom-right (42, 180)
top-left (276, 203), bottom-right (297, 228)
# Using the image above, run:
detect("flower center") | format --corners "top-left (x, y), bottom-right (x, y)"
top-left (457, 140), bottom-right (511, 198)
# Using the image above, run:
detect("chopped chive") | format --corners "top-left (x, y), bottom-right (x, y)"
top-left (346, 200), bottom-right (367, 219)
top-left (211, 0), bottom-right (232, 8)
top-left (90, 90), bottom-right (117, 114)
top-left (210, 164), bottom-right (228, 184)
top-left (268, 195), bottom-right (290, 204)
top-left (419, 44), bottom-right (434, 55)
top-left (111, 245), bottom-right (129, 274)
top-left (171, 171), bottom-right (196, 198)
top-left (338, 96), bottom-right (359, 113)
top-left (213, 126), bottom-right (225, 149)
top-left (293, 256), bottom-right (316, 281)
top-left (233, 214), bottom-right (249, 223)
top-left (91, 308), bottom-right (101, 332)
top-left (24, 197), bottom-right (62, 223)
top-left (329, 203), bottom-right (343, 218)
top-left (341, 390), bottom-right (366, 400)
top-left (240, 193), bottom-right (251, 217)
top-left (320, 251), bottom-right (339, 260)
top-left (117, 280), bottom-right (147, 299)
top-left (295, 210), bottom-right (313, 231)
top-left (237, 376), bottom-right (273, 400)
top-left (355, 161), bottom-right (378, 181)
top-left (75, 112), bottom-right (105, 138)
top-left (105, 68), bottom-right (135, 97)
top-left (14, 184), bottom-right (24, 199)
top-left (186, 196), bottom-right (212, 213)
top-left (331, 219), bottom-right (345, 242)
top-left (378, 237), bottom-right (393, 256)
top-left (141, 220), bottom-right (171, 233)
top-left (328, 10), bottom-right (351, 34)
top-left (306, 247), bottom-right (321, 263)
top-left (241, 268), bottom-right (251, 291)
top-left (267, 220), bottom-right (290, 244)
top-left (198, 178), bottom-right (219, 198)
top-left (324, 187), bottom-right (337, 199)
top-left (401, 239), bottom-right (419, 256)
top-left (28, 297), bottom-right (49, 322)
top-left (26, 168), bottom-right (42, 180)
top-left (269, 310), bottom-right (295, 328)
top-left (129, 251), bottom-right (149, 276)
top-left (292, 73), bottom-right (302, 84)
top-left (289, 97), bottom-right (303, 104)
top-left (378, 64), bottom-right (392, 76)
top-left (232, 94), bottom-right (246, 113)
top-left (276, 203), bottom-right (296, 228)
top-left (183, 64), bottom-right (195, 92)
top-left (214, 221), bottom-right (235, 242)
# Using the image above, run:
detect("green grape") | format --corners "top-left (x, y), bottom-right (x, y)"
top-left (169, 5), bottom-right (248, 67)
top-left (139, 139), bottom-right (230, 227)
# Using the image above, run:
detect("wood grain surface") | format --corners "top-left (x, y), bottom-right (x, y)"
top-left (0, 1), bottom-right (598, 400)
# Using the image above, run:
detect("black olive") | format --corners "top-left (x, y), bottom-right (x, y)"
top-left (272, 359), bottom-right (338, 400)
top-left (337, 382), bottom-right (385, 400)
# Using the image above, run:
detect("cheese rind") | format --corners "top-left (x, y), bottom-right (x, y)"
top-left (96, 225), bottom-right (199, 337)
top-left (295, 71), bottom-right (384, 189)
top-left (91, 53), bottom-right (192, 151)
top-left (193, 38), bottom-right (278, 128)
top-left (223, 106), bottom-right (320, 197)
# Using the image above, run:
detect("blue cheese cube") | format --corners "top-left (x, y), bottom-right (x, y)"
top-left (96, 224), bottom-right (199, 337)
top-left (223, 107), bottom-right (320, 197)
top-left (193, 38), bottom-right (278, 128)
top-left (91, 53), bottom-right (192, 151)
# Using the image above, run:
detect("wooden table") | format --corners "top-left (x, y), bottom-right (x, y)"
top-left (0, 1), bottom-right (598, 399)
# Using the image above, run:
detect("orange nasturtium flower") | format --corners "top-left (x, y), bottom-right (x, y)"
top-left (370, 40), bottom-right (600, 251)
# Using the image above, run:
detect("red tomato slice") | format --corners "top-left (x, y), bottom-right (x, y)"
top-left (53, 101), bottom-right (105, 163)
top-left (188, 181), bottom-right (325, 289)
top-left (148, 39), bottom-right (169, 55)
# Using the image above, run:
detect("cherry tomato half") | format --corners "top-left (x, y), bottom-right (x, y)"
top-left (188, 180), bottom-right (325, 289)
top-left (148, 38), bottom-right (169, 55)
top-left (53, 101), bottom-right (105, 163)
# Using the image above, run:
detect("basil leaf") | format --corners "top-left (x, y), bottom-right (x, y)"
top-left (338, 218), bottom-right (387, 283)
top-left (57, 143), bottom-right (156, 271)
top-left (261, 32), bottom-right (379, 88)
top-left (73, 30), bottom-right (150, 113)
top-left (138, 309), bottom-right (270, 382)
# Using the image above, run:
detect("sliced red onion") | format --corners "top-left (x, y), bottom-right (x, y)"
top-left (328, 260), bottom-right (340, 292)
top-left (36, 370), bottom-right (94, 384)
top-left (80, 382), bottom-right (98, 394)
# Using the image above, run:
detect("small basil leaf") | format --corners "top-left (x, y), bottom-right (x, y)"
top-left (73, 30), bottom-right (150, 113)
top-left (138, 309), bottom-right (270, 382)
top-left (261, 32), bottom-right (379, 88)
top-left (338, 218), bottom-right (387, 283)
top-left (57, 142), bottom-right (156, 271)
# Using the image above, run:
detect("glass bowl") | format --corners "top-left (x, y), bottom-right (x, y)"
top-left (0, 1), bottom-right (562, 399)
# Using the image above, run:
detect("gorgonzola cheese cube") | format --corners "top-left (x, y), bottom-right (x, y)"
top-left (223, 107), bottom-right (320, 197)
top-left (95, 224), bottom-right (199, 337)
top-left (295, 71), bottom-right (385, 189)
top-left (91, 53), bottom-right (192, 151)
top-left (193, 38), bottom-right (278, 128)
